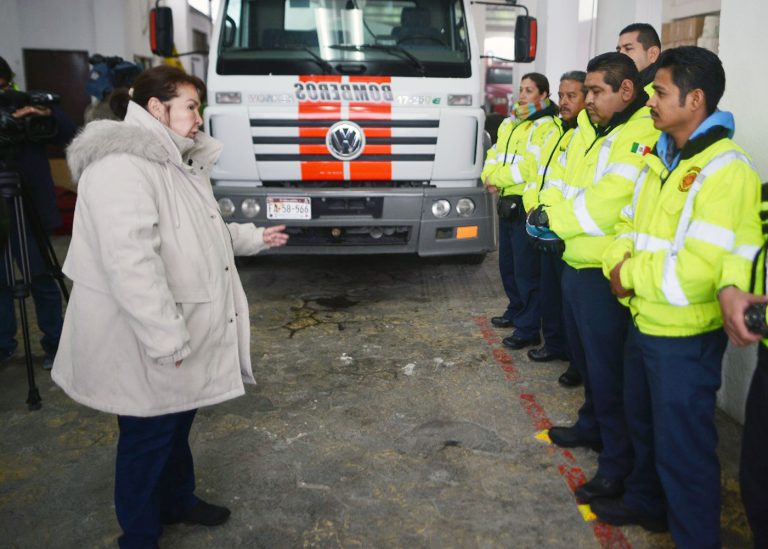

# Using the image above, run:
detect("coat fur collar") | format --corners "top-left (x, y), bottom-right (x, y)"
top-left (66, 102), bottom-right (222, 184)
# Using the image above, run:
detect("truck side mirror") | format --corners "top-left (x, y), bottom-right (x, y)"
top-left (222, 15), bottom-right (237, 48)
top-left (514, 15), bottom-right (537, 63)
top-left (150, 7), bottom-right (175, 57)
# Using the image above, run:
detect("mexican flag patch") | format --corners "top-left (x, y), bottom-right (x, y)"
top-left (631, 142), bottom-right (651, 156)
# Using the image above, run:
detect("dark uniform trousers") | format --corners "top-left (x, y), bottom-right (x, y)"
top-left (498, 214), bottom-right (540, 338)
top-left (623, 324), bottom-right (726, 549)
top-left (562, 265), bottom-right (631, 479)
top-left (741, 342), bottom-right (768, 548)
top-left (540, 252), bottom-right (568, 356)
top-left (116, 409), bottom-right (199, 549)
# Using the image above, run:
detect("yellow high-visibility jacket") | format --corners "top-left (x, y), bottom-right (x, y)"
top-left (481, 108), bottom-right (560, 197)
top-left (602, 117), bottom-right (763, 337)
top-left (540, 98), bottom-right (660, 269)
top-left (522, 120), bottom-right (577, 213)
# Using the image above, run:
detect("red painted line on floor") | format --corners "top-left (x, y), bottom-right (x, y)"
top-left (474, 315), bottom-right (632, 549)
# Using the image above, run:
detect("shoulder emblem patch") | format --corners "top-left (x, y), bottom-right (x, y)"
top-left (678, 167), bottom-right (701, 192)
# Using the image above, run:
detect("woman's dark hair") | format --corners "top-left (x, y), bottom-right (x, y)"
top-left (109, 65), bottom-right (206, 120)
top-left (657, 46), bottom-right (725, 115)
top-left (521, 72), bottom-right (550, 96)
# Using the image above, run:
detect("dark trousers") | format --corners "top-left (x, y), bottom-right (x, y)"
top-left (540, 252), bottom-right (568, 355)
top-left (498, 215), bottom-right (540, 338)
top-left (623, 324), bottom-right (726, 549)
top-left (562, 265), bottom-right (631, 479)
top-left (741, 343), bottom-right (768, 548)
top-left (0, 228), bottom-right (62, 357)
top-left (116, 409), bottom-right (199, 549)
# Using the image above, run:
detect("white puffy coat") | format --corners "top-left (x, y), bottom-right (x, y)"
top-left (52, 102), bottom-right (266, 417)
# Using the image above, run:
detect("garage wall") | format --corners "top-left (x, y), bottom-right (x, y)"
top-left (716, 0), bottom-right (768, 423)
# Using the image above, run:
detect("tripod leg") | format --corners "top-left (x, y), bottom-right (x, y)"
top-left (21, 183), bottom-right (69, 302)
top-left (2, 179), bottom-right (42, 410)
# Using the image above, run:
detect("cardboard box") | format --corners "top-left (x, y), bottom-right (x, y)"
top-left (697, 36), bottom-right (719, 53)
top-left (669, 16), bottom-right (706, 42)
top-left (702, 15), bottom-right (720, 38)
top-left (661, 22), bottom-right (672, 44)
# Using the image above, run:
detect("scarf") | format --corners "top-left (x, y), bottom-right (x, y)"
top-left (509, 98), bottom-right (552, 124)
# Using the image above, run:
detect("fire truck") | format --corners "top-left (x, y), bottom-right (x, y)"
top-left (151, 0), bottom-right (536, 262)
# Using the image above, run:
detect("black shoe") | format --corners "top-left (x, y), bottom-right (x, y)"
top-left (591, 497), bottom-right (668, 533)
top-left (527, 347), bottom-right (569, 362)
top-left (502, 334), bottom-right (541, 350)
top-left (574, 475), bottom-right (624, 503)
top-left (491, 316), bottom-right (514, 328)
top-left (166, 500), bottom-right (231, 526)
top-left (548, 426), bottom-right (602, 452)
top-left (558, 366), bottom-right (582, 388)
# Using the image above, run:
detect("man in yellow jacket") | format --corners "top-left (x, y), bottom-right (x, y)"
top-left (595, 47), bottom-right (763, 546)
top-left (522, 71), bottom-right (587, 384)
top-left (616, 23), bottom-right (661, 95)
top-left (527, 52), bottom-right (660, 504)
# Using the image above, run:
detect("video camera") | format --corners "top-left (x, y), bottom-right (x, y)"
top-left (87, 54), bottom-right (142, 100)
top-left (0, 89), bottom-right (60, 144)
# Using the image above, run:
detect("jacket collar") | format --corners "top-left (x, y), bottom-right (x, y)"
top-left (652, 110), bottom-right (735, 172)
top-left (596, 89), bottom-right (650, 137)
top-left (66, 102), bottom-right (223, 182)
top-left (126, 102), bottom-right (223, 171)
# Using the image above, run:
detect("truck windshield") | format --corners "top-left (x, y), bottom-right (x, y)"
top-left (217, 0), bottom-right (472, 78)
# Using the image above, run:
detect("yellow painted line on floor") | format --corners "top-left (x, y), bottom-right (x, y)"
top-left (578, 504), bottom-right (597, 522)
top-left (534, 430), bottom-right (552, 444)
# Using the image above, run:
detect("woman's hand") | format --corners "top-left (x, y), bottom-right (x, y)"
top-left (263, 225), bottom-right (289, 248)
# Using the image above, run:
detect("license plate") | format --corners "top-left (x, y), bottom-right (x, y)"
top-left (266, 197), bottom-right (311, 220)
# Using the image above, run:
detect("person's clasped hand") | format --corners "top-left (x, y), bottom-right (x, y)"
top-left (263, 224), bottom-right (289, 248)
top-left (12, 105), bottom-right (51, 118)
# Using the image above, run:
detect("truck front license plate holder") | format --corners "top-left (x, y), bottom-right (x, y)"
top-left (266, 196), bottom-right (311, 220)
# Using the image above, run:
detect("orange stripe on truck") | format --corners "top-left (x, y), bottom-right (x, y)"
top-left (299, 75), bottom-right (342, 82)
top-left (350, 103), bottom-right (392, 120)
top-left (350, 162), bottom-right (392, 181)
top-left (299, 102), bottom-right (341, 119)
top-left (348, 76), bottom-right (391, 83)
top-left (301, 162), bottom-right (344, 180)
top-left (299, 127), bottom-right (330, 138)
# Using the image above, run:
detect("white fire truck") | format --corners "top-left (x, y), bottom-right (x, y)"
top-left (152, 0), bottom-right (536, 261)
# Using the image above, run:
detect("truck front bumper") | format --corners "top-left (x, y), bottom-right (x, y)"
top-left (214, 185), bottom-right (497, 257)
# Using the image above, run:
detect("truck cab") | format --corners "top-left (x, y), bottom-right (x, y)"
top-left (205, 0), bottom-right (495, 259)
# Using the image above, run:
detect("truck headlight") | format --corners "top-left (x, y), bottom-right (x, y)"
top-left (492, 97), bottom-right (508, 105)
top-left (218, 197), bottom-right (236, 218)
top-left (241, 198), bottom-right (260, 218)
top-left (431, 199), bottom-right (451, 218)
top-left (456, 198), bottom-right (475, 217)
top-left (447, 94), bottom-right (472, 106)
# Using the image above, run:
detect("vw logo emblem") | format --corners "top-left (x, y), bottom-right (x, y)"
top-left (326, 121), bottom-right (365, 160)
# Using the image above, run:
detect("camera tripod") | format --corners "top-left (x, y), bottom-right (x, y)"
top-left (0, 165), bottom-right (68, 410)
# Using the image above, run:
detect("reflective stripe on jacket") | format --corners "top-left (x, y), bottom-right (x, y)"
top-left (602, 137), bottom-right (763, 337)
top-left (523, 123), bottom-right (575, 212)
top-left (481, 114), bottom-right (560, 197)
top-left (541, 106), bottom-right (660, 269)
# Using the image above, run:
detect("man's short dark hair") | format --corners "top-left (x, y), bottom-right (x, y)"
top-left (0, 56), bottom-right (12, 83)
top-left (561, 70), bottom-right (587, 94)
top-left (657, 46), bottom-right (725, 115)
top-left (587, 52), bottom-right (640, 93)
top-left (619, 23), bottom-right (661, 50)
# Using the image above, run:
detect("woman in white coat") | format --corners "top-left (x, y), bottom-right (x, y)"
top-left (52, 66), bottom-right (288, 548)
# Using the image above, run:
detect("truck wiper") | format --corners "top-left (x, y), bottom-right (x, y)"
top-left (269, 46), bottom-right (334, 74)
top-left (329, 44), bottom-right (426, 76)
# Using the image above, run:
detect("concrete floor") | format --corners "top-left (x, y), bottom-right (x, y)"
top-left (0, 238), bottom-right (753, 548)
